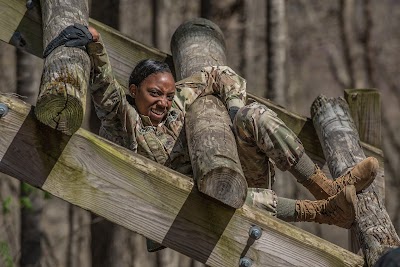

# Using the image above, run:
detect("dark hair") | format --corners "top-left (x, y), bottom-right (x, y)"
top-left (129, 59), bottom-right (172, 87)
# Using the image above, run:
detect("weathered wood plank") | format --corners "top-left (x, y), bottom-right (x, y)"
top-left (344, 89), bottom-right (384, 197)
top-left (345, 89), bottom-right (384, 254)
top-left (0, 0), bottom-right (384, 176)
top-left (344, 89), bottom-right (381, 148)
top-left (0, 94), bottom-right (364, 267)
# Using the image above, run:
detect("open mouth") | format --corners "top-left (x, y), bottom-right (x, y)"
top-left (151, 108), bottom-right (165, 117)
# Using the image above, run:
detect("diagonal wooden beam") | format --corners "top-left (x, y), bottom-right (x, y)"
top-left (0, 94), bottom-right (364, 266)
top-left (0, 92), bottom-right (365, 266)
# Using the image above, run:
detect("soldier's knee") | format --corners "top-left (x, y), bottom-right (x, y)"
top-left (235, 102), bottom-right (276, 125)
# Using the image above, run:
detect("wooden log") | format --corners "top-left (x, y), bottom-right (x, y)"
top-left (0, 94), bottom-right (364, 267)
top-left (185, 95), bottom-right (247, 209)
top-left (311, 95), bottom-right (400, 266)
top-left (35, 0), bottom-right (90, 135)
top-left (170, 18), bottom-right (226, 81)
top-left (171, 18), bottom-right (247, 209)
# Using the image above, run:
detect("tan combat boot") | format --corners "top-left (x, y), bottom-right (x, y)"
top-left (295, 185), bottom-right (357, 229)
top-left (301, 157), bottom-right (378, 199)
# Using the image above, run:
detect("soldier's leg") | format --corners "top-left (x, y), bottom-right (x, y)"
top-left (233, 102), bottom-right (378, 199)
top-left (247, 186), bottom-right (357, 229)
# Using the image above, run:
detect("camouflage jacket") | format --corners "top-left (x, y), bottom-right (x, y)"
top-left (87, 37), bottom-right (247, 176)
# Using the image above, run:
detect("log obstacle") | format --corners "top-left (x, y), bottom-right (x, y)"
top-left (171, 18), bottom-right (247, 209)
top-left (35, 0), bottom-right (91, 135)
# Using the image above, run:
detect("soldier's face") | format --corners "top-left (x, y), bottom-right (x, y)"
top-left (130, 72), bottom-right (176, 126)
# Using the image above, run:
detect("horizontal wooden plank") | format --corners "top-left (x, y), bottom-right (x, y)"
top-left (0, 94), bottom-right (364, 266)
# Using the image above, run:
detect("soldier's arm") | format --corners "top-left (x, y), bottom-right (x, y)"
top-left (87, 35), bottom-right (130, 123)
top-left (173, 66), bottom-right (247, 117)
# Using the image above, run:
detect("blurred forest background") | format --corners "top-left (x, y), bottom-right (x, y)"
top-left (0, 0), bottom-right (399, 266)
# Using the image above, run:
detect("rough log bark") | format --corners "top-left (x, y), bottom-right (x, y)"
top-left (36, 0), bottom-right (90, 135)
top-left (171, 18), bottom-right (247, 209)
top-left (311, 95), bottom-right (400, 266)
top-left (170, 18), bottom-right (226, 81)
top-left (185, 95), bottom-right (246, 209)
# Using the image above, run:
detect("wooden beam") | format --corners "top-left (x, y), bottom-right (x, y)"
top-left (0, 0), bottom-right (384, 176)
top-left (0, 94), bottom-right (363, 266)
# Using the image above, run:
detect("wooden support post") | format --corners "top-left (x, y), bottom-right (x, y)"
top-left (344, 89), bottom-right (385, 255)
top-left (171, 18), bottom-right (247, 209)
top-left (344, 89), bottom-right (383, 197)
top-left (311, 95), bottom-right (400, 266)
top-left (35, 0), bottom-right (90, 135)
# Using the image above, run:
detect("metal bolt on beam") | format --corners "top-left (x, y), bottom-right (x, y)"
top-left (249, 225), bottom-right (262, 240)
top-left (0, 103), bottom-right (9, 118)
top-left (239, 257), bottom-right (252, 267)
top-left (26, 0), bottom-right (34, 9)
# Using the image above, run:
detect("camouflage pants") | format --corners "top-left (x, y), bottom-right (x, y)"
top-left (233, 102), bottom-right (305, 215)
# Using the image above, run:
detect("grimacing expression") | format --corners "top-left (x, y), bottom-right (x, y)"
top-left (130, 72), bottom-right (176, 126)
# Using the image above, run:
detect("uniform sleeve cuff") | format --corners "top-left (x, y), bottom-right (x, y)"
top-left (227, 99), bottom-right (245, 110)
top-left (86, 36), bottom-right (104, 55)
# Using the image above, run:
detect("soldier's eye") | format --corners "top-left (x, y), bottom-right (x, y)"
top-left (149, 90), bottom-right (159, 96)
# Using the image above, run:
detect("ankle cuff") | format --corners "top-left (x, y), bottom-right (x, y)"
top-left (291, 155), bottom-right (316, 183)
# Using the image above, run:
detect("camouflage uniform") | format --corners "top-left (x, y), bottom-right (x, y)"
top-left (87, 38), bottom-right (305, 216)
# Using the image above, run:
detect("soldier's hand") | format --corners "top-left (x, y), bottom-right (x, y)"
top-left (43, 23), bottom-right (94, 57)
top-left (88, 26), bottom-right (99, 42)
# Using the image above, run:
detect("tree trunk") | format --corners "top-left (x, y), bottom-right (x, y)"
top-left (243, 0), bottom-right (267, 97)
top-left (16, 48), bottom-right (43, 267)
top-left (339, 0), bottom-right (371, 88)
top-left (20, 183), bottom-right (44, 267)
top-left (36, 0), bottom-right (90, 135)
top-left (311, 95), bottom-right (400, 266)
top-left (171, 18), bottom-right (247, 209)
top-left (0, 42), bottom-right (20, 267)
top-left (266, 0), bottom-right (287, 105)
top-left (200, 0), bottom-right (245, 80)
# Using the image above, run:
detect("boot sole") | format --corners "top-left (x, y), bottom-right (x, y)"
top-left (354, 157), bottom-right (379, 193)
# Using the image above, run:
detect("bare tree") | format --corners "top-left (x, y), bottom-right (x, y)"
top-left (0, 43), bottom-right (20, 267)
top-left (266, 0), bottom-right (287, 104)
